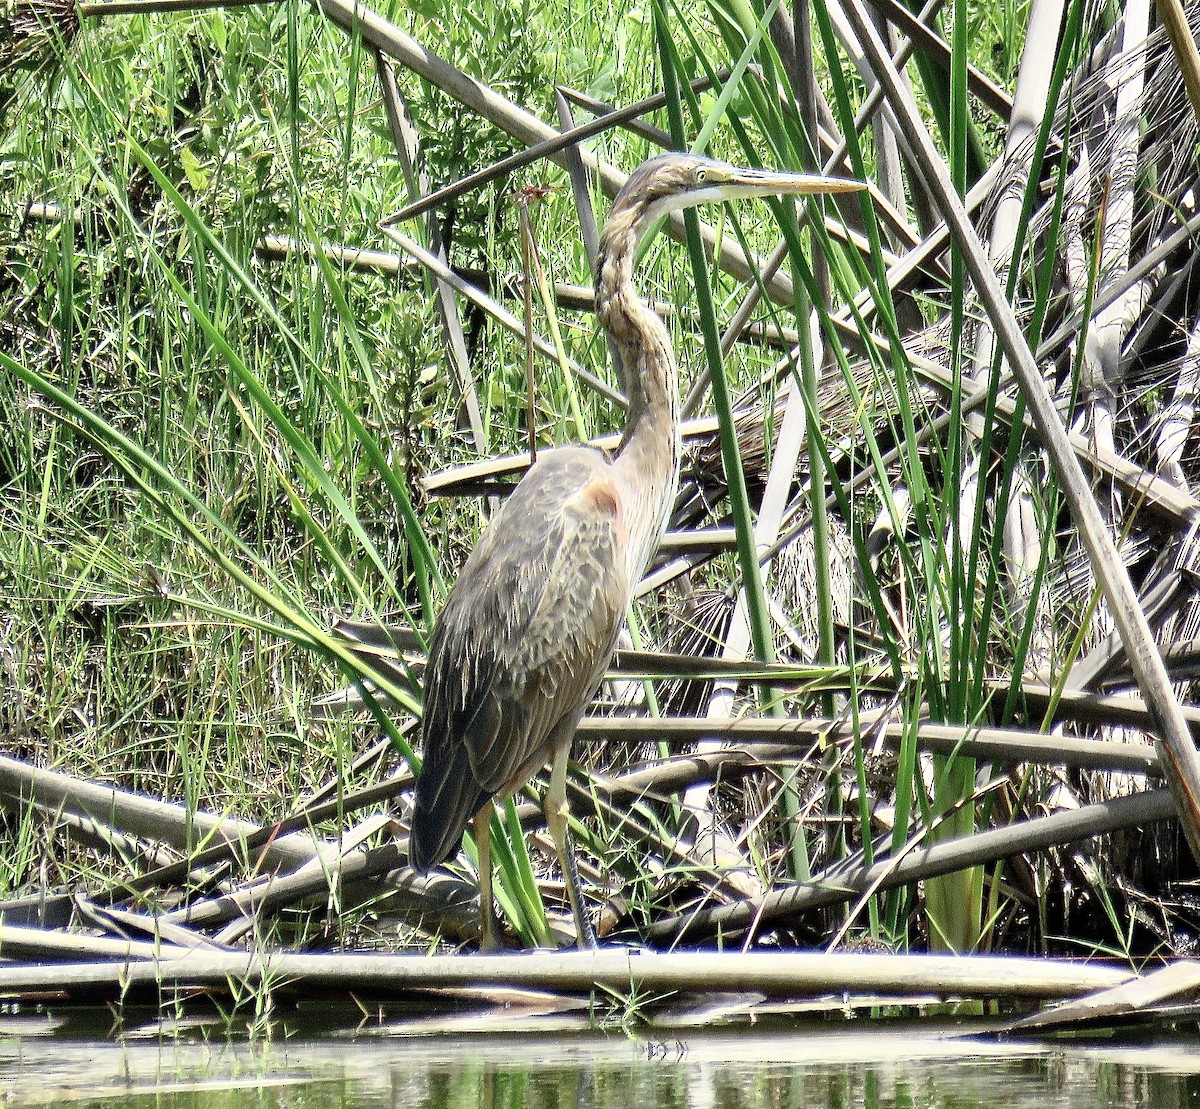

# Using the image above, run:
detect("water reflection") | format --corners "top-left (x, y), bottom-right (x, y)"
top-left (3, 1017), bottom-right (1200, 1108)
top-left (371, 1040), bottom-right (1200, 1109)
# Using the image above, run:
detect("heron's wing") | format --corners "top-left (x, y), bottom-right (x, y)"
top-left (412, 450), bottom-right (629, 868)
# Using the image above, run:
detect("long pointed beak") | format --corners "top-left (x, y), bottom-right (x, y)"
top-left (719, 167), bottom-right (865, 198)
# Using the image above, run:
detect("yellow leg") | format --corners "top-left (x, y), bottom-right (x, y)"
top-left (474, 805), bottom-right (499, 952)
top-left (546, 744), bottom-right (597, 949)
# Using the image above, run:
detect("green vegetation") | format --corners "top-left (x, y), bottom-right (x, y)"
top-left (1, 0), bottom-right (1199, 990)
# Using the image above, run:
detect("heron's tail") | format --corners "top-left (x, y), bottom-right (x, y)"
top-left (408, 742), bottom-right (489, 872)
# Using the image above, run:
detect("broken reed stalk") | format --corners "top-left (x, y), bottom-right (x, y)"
top-left (1011, 960), bottom-right (1200, 1031)
top-left (0, 748), bottom-right (483, 938)
top-left (645, 788), bottom-right (1177, 943)
top-left (0, 752), bottom-right (326, 872)
top-left (0, 945), bottom-right (1135, 1001)
top-left (2, 697), bottom-right (1165, 948)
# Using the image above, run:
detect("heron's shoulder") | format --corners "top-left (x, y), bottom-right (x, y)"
top-left (503, 446), bottom-right (614, 511)
top-left (522, 445), bottom-right (610, 480)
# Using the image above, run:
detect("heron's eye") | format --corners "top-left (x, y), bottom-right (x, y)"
top-left (695, 168), bottom-right (707, 183)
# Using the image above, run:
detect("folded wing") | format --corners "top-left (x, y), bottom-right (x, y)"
top-left (410, 448), bottom-right (630, 870)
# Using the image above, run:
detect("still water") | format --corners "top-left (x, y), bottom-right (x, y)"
top-left (2, 1010), bottom-right (1199, 1108)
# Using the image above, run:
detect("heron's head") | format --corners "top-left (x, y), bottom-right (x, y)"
top-left (612, 153), bottom-right (863, 231)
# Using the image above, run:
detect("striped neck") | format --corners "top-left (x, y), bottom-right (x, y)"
top-left (596, 213), bottom-right (682, 579)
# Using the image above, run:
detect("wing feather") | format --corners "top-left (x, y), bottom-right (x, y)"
top-left (409, 449), bottom-right (629, 871)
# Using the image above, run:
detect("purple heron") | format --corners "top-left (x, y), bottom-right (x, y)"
top-left (408, 153), bottom-right (862, 948)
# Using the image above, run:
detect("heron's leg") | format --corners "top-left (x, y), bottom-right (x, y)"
top-left (546, 743), bottom-right (598, 949)
top-left (473, 805), bottom-right (499, 952)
